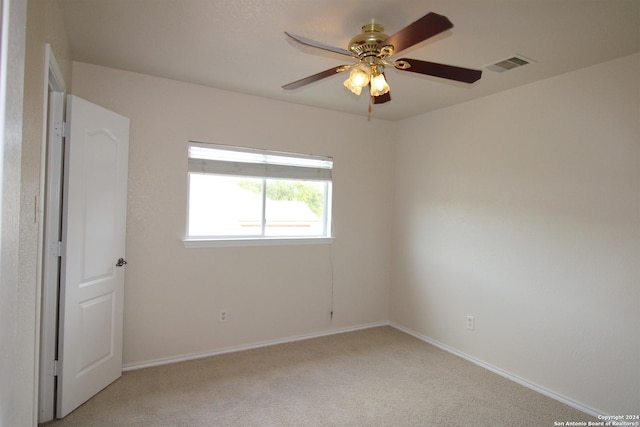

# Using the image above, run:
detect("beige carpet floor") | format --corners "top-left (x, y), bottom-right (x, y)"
top-left (43, 326), bottom-right (595, 426)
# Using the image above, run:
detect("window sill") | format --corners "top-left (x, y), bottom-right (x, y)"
top-left (182, 237), bottom-right (334, 248)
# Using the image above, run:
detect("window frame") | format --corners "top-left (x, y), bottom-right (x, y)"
top-left (183, 142), bottom-right (334, 247)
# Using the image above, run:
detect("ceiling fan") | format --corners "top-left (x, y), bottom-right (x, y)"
top-left (282, 12), bottom-right (482, 105)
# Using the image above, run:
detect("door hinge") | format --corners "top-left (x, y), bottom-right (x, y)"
top-left (57, 241), bottom-right (63, 257)
top-left (55, 121), bottom-right (70, 139)
top-left (53, 360), bottom-right (60, 377)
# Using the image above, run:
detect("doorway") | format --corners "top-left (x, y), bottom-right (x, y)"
top-left (37, 44), bottom-right (66, 423)
top-left (37, 49), bottom-right (129, 422)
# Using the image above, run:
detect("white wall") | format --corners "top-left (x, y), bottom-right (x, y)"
top-left (1, 0), bottom-right (72, 423)
top-left (70, 62), bottom-right (394, 366)
top-left (0, 0), bottom-right (28, 424)
top-left (2, 0), bottom-right (72, 424)
top-left (391, 53), bottom-right (640, 415)
top-left (21, 0), bottom-right (72, 423)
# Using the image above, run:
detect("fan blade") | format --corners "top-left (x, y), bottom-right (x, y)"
top-left (282, 65), bottom-right (350, 90)
top-left (395, 58), bottom-right (482, 83)
top-left (378, 12), bottom-right (453, 55)
top-left (285, 32), bottom-right (357, 58)
top-left (372, 91), bottom-right (391, 104)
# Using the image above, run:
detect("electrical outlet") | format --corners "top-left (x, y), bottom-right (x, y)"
top-left (219, 310), bottom-right (228, 322)
top-left (466, 315), bottom-right (475, 330)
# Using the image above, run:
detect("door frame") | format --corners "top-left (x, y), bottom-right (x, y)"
top-left (37, 43), bottom-right (66, 423)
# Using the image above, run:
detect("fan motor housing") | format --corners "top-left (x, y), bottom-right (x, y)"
top-left (348, 22), bottom-right (389, 61)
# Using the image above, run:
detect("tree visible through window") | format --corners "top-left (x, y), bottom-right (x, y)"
top-left (237, 179), bottom-right (325, 217)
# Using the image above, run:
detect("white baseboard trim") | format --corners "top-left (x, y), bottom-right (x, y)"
top-left (388, 322), bottom-right (605, 419)
top-left (122, 321), bottom-right (388, 372)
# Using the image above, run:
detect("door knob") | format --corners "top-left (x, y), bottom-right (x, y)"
top-left (115, 258), bottom-right (127, 267)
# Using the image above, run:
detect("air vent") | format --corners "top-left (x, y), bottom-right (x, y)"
top-left (486, 55), bottom-right (532, 73)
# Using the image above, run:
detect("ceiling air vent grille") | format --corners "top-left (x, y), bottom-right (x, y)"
top-left (486, 55), bottom-right (532, 73)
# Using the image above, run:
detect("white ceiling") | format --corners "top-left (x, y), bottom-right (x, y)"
top-left (58, 0), bottom-right (639, 121)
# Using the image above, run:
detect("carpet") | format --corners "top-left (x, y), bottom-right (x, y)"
top-left (43, 326), bottom-right (595, 426)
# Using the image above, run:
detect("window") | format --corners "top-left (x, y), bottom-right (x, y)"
top-left (186, 142), bottom-right (333, 244)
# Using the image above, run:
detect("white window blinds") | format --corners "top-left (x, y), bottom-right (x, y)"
top-left (188, 142), bottom-right (333, 181)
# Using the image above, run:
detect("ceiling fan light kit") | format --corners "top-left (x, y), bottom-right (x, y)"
top-left (343, 66), bottom-right (370, 95)
top-left (369, 67), bottom-right (390, 97)
top-left (283, 12), bottom-right (483, 107)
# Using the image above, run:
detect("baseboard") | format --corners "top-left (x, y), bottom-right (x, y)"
top-left (122, 321), bottom-right (389, 372)
top-left (388, 322), bottom-right (605, 419)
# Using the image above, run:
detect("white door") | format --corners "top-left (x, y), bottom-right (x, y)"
top-left (57, 95), bottom-right (129, 418)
